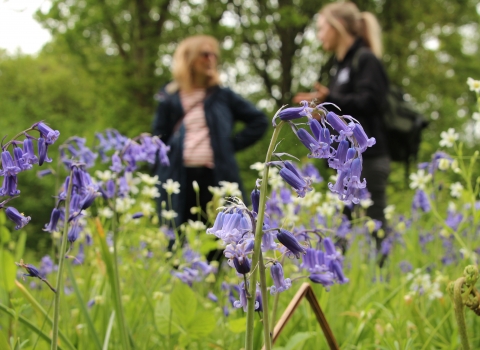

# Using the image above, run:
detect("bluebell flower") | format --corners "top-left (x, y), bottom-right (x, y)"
top-left (309, 273), bottom-right (335, 288)
top-left (273, 101), bottom-right (313, 126)
top-left (37, 169), bottom-right (53, 178)
top-left (132, 212), bottom-right (144, 219)
top-left (445, 210), bottom-right (462, 231)
top-left (44, 208), bottom-right (62, 232)
top-left (37, 138), bottom-right (52, 166)
top-left (173, 267), bottom-right (200, 286)
top-left (207, 210), bottom-right (251, 244)
top-left (233, 282), bottom-right (249, 312)
top-left (0, 175), bottom-right (20, 197)
top-left (412, 189), bottom-right (431, 213)
top-left (73, 243), bottom-right (85, 265)
top-left (155, 137), bottom-right (171, 166)
top-left (301, 163), bottom-right (323, 183)
top-left (296, 128), bottom-right (332, 159)
top-left (279, 167), bottom-right (312, 198)
top-left (40, 255), bottom-right (56, 277)
top-left (351, 124), bottom-right (376, 153)
top-left (110, 153), bottom-right (123, 173)
top-left (22, 138), bottom-right (38, 166)
top-left (224, 239), bottom-right (254, 274)
top-left (207, 292), bottom-right (218, 302)
top-left (34, 122), bottom-right (60, 145)
top-left (323, 237), bottom-right (349, 284)
top-left (1, 150), bottom-right (21, 176)
top-left (15, 259), bottom-right (56, 292)
top-left (13, 146), bottom-right (30, 171)
top-left (326, 112), bottom-right (354, 140)
top-left (300, 248), bottom-right (328, 274)
top-left (328, 140), bottom-right (354, 171)
top-left (261, 224), bottom-right (277, 252)
top-left (5, 207), bottom-right (30, 230)
top-left (399, 261), bottom-right (413, 273)
top-left (67, 220), bottom-right (82, 243)
top-left (270, 262), bottom-right (291, 294)
top-left (276, 229), bottom-right (306, 258)
top-left (251, 188), bottom-right (260, 213)
top-left (255, 284), bottom-right (263, 312)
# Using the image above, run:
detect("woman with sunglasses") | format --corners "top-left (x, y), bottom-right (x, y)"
top-left (153, 35), bottom-right (268, 233)
top-left (294, 2), bottom-right (390, 250)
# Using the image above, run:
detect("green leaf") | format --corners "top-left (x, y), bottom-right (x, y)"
top-left (228, 317), bottom-right (247, 334)
top-left (281, 331), bottom-right (317, 350)
top-left (0, 329), bottom-right (9, 350)
top-left (0, 249), bottom-right (16, 292)
top-left (170, 283), bottom-right (197, 327)
top-left (14, 232), bottom-right (26, 262)
top-left (0, 227), bottom-right (10, 244)
top-left (0, 211), bottom-right (5, 226)
top-left (155, 296), bottom-right (179, 335)
top-left (187, 310), bottom-right (215, 338)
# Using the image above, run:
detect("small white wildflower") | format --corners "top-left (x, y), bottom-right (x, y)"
top-left (250, 162), bottom-right (265, 173)
top-left (316, 202), bottom-right (335, 217)
top-left (409, 169), bottom-right (432, 190)
top-left (95, 170), bottom-right (114, 182)
top-left (439, 128), bottom-right (459, 148)
top-left (219, 181), bottom-right (242, 197)
top-left (137, 173), bottom-right (160, 186)
top-left (366, 220), bottom-right (376, 233)
top-left (162, 210), bottom-right (178, 220)
top-left (141, 186), bottom-right (160, 198)
top-left (448, 201), bottom-right (457, 212)
top-left (293, 190), bottom-right (321, 207)
top-left (98, 207), bottom-right (114, 219)
top-left (116, 197), bottom-right (136, 213)
top-left (188, 220), bottom-right (206, 231)
top-left (467, 77), bottom-right (480, 93)
top-left (192, 181), bottom-right (199, 192)
top-left (384, 205), bottom-right (395, 220)
top-left (162, 179), bottom-right (181, 195)
top-left (359, 198), bottom-right (374, 209)
top-left (450, 182), bottom-right (463, 198)
top-left (140, 201), bottom-right (155, 215)
top-left (437, 158), bottom-right (450, 171)
top-left (124, 172), bottom-right (141, 195)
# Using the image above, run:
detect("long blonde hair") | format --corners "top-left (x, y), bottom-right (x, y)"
top-left (171, 35), bottom-right (221, 92)
top-left (319, 1), bottom-right (383, 58)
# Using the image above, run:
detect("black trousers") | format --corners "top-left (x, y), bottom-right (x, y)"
top-left (184, 167), bottom-right (215, 224)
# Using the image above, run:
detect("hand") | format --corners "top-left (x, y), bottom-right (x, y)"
top-left (292, 82), bottom-right (330, 104)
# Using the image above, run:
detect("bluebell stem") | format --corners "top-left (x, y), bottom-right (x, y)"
top-left (5, 207), bottom-right (30, 230)
top-left (276, 229), bottom-right (306, 258)
top-left (270, 262), bottom-right (291, 295)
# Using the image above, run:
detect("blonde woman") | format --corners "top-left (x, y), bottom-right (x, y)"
top-left (153, 35), bottom-right (268, 229)
top-left (294, 2), bottom-right (390, 248)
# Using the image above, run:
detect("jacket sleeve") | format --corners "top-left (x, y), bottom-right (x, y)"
top-left (152, 91), bottom-right (173, 144)
top-left (226, 89), bottom-right (269, 152)
top-left (326, 53), bottom-right (388, 116)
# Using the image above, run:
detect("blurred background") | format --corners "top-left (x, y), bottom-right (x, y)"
top-left (1, 0), bottom-right (479, 252)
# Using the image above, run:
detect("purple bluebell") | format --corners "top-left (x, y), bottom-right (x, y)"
top-left (309, 273), bottom-right (335, 288)
top-left (110, 153), bottom-right (123, 173)
top-left (399, 260), bottom-right (413, 273)
top-left (300, 248), bottom-right (328, 274)
top-left (352, 124), bottom-right (376, 153)
top-left (296, 128), bottom-right (333, 159)
top-left (1, 150), bottom-right (21, 176)
top-left (251, 188), bottom-right (260, 213)
top-left (34, 122), bottom-right (60, 145)
top-left (5, 207), bottom-right (31, 230)
top-left (233, 282), bottom-right (249, 312)
top-left (323, 237), bottom-right (349, 284)
top-left (326, 112), bottom-right (354, 140)
top-left (67, 220), bottom-right (82, 243)
top-left (301, 163), bottom-right (323, 183)
top-left (13, 146), bottom-right (30, 171)
top-left (255, 284), bottom-right (263, 312)
top-left (40, 255), bottom-right (56, 277)
top-left (261, 225), bottom-right (277, 252)
top-left (273, 101), bottom-right (313, 126)
top-left (155, 137), bottom-right (171, 166)
top-left (44, 208), bottom-right (62, 232)
top-left (37, 169), bottom-right (53, 178)
top-left (73, 244), bottom-right (85, 265)
top-left (22, 138), bottom-right (38, 166)
top-left (445, 210), bottom-right (462, 231)
top-left (79, 187), bottom-right (101, 211)
top-left (276, 229), bottom-right (306, 258)
top-left (207, 210), bottom-right (251, 244)
top-left (412, 189), bottom-right (431, 213)
top-left (279, 187), bottom-right (292, 204)
top-left (173, 267), bottom-right (200, 286)
top-left (208, 292), bottom-right (218, 302)
top-left (224, 239), bottom-right (254, 274)
top-left (87, 299), bottom-right (95, 308)
top-left (270, 262), bottom-right (292, 294)
top-left (279, 167), bottom-right (312, 198)
top-left (38, 138), bottom-right (53, 166)
top-left (328, 140), bottom-right (353, 170)
top-left (0, 175), bottom-right (20, 197)
top-left (132, 212), bottom-right (144, 219)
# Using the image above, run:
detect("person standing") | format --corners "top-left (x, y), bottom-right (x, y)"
top-left (153, 35), bottom-right (268, 229)
top-left (294, 2), bottom-right (390, 247)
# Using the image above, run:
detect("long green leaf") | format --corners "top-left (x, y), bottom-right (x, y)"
top-left (102, 311), bottom-right (116, 350)
top-left (66, 263), bottom-right (103, 350)
top-left (15, 280), bottom-right (76, 350)
top-left (0, 302), bottom-right (64, 350)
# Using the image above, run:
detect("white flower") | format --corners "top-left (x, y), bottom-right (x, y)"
top-left (162, 210), bottom-right (178, 220)
top-left (116, 197), bottom-right (136, 213)
top-left (140, 201), bottom-right (155, 215)
top-left (450, 182), bottom-right (463, 198)
top-left (467, 77), bottom-right (480, 93)
top-left (219, 181), bottom-right (242, 197)
top-left (293, 190), bottom-right (321, 207)
top-left (141, 186), bottom-right (160, 198)
top-left (192, 181), bottom-right (199, 192)
top-left (384, 205), bottom-right (395, 220)
top-left (409, 169), bottom-right (432, 190)
top-left (188, 220), bottom-right (206, 231)
top-left (98, 207), bottom-right (114, 219)
top-left (162, 179), bottom-right (180, 195)
top-left (268, 168), bottom-right (283, 190)
top-left (316, 202), bottom-right (335, 217)
top-left (137, 173), bottom-right (160, 186)
top-left (437, 158), bottom-right (450, 171)
top-left (124, 172), bottom-right (141, 195)
top-left (250, 162), bottom-right (265, 173)
top-left (359, 198), bottom-right (374, 209)
top-left (448, 201), bottom-right (457, 212)
top-left (95, 170), bottom-right (114, 182)
top-left (439, 128), bottom-right (458, 148)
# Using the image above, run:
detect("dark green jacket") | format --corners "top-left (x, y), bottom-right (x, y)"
top-left (152, 85), bottom-right (268, 226)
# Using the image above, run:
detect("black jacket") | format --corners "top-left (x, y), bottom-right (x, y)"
top-left (323, 39), bottom-right (389, 158)
top-left (152, 85), bottom-right (268, 226)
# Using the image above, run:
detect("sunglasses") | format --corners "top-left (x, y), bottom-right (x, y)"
top-left (199, 51), bottom-right (218, 59)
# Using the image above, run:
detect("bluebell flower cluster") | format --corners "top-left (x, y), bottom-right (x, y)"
top-left (172, 247), bottom-right (217, 286)
top-left (1, 122), bottom-right (60, 230)
top-left (277, 102), bottom-right (375, 204)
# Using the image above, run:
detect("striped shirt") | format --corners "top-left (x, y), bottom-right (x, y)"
top-left (180, 89), bottom-right (214, 168)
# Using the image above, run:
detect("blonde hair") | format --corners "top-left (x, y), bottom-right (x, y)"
top-left (171, 35), bottom-right (221, 92)
top-left (320, 1), bottom-right (383, 58)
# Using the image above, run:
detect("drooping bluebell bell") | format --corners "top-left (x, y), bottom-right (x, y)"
top-left (251, 188), bottom-right (260, 213)
top-left (270, 262), bottom-right (292, 294)
top-left (37, 169), bottom-right (53, 178)
top-left (300, 248), bottom-right (328, 274)
top-left (34, 122), bottom-right (60, 145)
top-left (279, 166), bottom-right (312, 198)
top-left (328, 140), bottom-right (353, 171)
top-left (296, 128), bottom-right (329, 159)
top-left (323, 237), bottom-right (349, 284)
top-left (309, 272), bottom-right (335, 288)
top-left (15, 259), bottom-right (56, 293)
top-left (351, 123), bottom-right (376, 153)
top-left (110, 152), bottom-right (123, 173)
top-left (13, 146), bottom-right (30, 171)
top-left (255, 284), bottom-right (263, 312)
top-left (43, 208), bottom-right (62, 233)
top-left (325, 112), bottom-right (354, 140)
top-left (207, 292), bottom-right (218, 302)
top-left (67, 219), bottom-right (82, 244)
top-left (37, 137), bottom-right (52, 166)
top-left (399, 260), bottom-right (413, 273)
top-left (233, 281), bottom-right (249, 312)
top-left (207, 209), bottom-right (252, 244)
top-left (60, 137), bottom-right (98, 168)
top-left (273, 100), bottom-right (313, 126)
top-left (1, 150), bottom-right (21, 176)
top-left (72, 243), bottom-right (85, 265)
top-left (22, 138), bottom-right (38, 166)
top-left (412, 189), bottom-right (431, 213)
top-left (5, 206), bottom-right (30, 230)
top-left (0, 175), bottom-right (20, 197)
top-left (224, 239), bottom-right (254, 274)
top-left (276, 229), bottom-right (306, 258)
top-left (301, 163), bottom-right (323, 183)
top-left (173, 267), bottom-right (200, 287)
